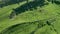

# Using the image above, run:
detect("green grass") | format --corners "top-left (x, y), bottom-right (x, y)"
top-left (0, 0), bottom-right (60, 34)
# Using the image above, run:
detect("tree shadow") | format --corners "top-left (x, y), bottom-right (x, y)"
top-left (53, 1), bottom-right (60, 5)
top-left (12, 0), bottom-right (49, 15)
top-left (47, 0), bottom-right (60, 5)
top-left (0, 0), bottom-right (28, 8)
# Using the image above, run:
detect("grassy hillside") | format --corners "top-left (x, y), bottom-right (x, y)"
top-left (0, 0), bottom-right (60, 34)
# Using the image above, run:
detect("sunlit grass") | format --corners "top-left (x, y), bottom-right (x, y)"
top-left (0, 0), bottom-right (60, 34)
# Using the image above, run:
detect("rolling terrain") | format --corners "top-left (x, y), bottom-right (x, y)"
top-left (0, 0), bottom-right (60, 34)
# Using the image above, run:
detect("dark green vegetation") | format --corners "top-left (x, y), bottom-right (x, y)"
top-left (47, 0), bottom-right (60, 4)
top-left (0, 18), bottom-right (57, 34)
top-left (12, 0), bottom-right (48, 15)
top-left (0, 0), bottom-right (60, 34)
top-left (0, 0), bottom-right (29, 8)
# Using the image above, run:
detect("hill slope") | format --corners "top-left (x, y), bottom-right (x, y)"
top-left (0, 0), bottom-right (60, 34)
